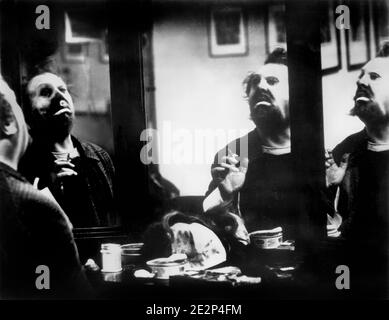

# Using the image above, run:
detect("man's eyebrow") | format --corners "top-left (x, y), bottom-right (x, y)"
top-left (248, 73), bottom-right (260, 81)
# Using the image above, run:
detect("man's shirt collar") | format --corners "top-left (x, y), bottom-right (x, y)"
top-left (70, 136), bottom-right (100, 162)
top-left (262, 145), bottom-right (291, 155)
top-left (367, 140), bottom-right (389, 152)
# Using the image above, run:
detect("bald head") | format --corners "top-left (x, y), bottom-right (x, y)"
top-left (27, 73), bottom-right (67, 95)
top-left (26, 72), bottom-right (75, 142)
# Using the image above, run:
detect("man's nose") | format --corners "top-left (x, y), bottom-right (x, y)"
top-left (357, 74), bottom-right (369, 86)
top-left (52, 90), bottom-right (66, 102)
top-left (257, 77), bottom-right (268, 90)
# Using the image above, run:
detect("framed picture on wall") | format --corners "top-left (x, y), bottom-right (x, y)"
top-left (345, 0), bottom-right (370, 70)
top-left (320, 0), bottom-right (341, 74)
top-left (266, 2), bottom-right (341, 74)
top-left (208, 7), bottom-right (248, 57)
top-left (266, 3), bottom-right (286, 53)
top-left (63, 43), bottom-right (87, 63)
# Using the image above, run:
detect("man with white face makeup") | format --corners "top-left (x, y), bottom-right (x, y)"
top-left (326, 43), bottom-right (389, 297)
top-left (20, 72), bottom-right (116, 228)
top-left (204, 48), bottom-right (306, 241)
top-left (0, 76), bottom-right (90, 299)
top-left (330, 44), bottom-right (389, 241)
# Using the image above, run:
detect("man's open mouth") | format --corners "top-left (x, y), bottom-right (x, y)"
top-left (253, 93), bottom-right (273, 108)
top-left (354, 88), bottom-right (373, 103)
top-left (255, 101), bottom-right (272, 107)
top-left (355, 97), bottom-right (370, 102)
top-left (52, 100), bottom-right (71, 116)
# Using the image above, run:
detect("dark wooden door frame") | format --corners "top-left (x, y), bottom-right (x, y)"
top-left (107, 0), bottom-right (150, 235)
top-left (286, 0), bottom-right (327, 248)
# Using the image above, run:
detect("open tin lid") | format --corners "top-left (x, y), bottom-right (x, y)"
top-left (146, 253), bottom-right (188, 267)
top-left (249, 227), bottom-right (283, 238)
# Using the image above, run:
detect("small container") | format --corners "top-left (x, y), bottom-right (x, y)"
top-left (101, 243), bottom-right (122, 272)
top-left (250, 227), bottom-right (283, 249)
top-left (121, 243), bottom-right (144, 266)
top-left (146, 255), bottom-right (188, 279)
top-left (251, 233), bottom-right (283, 249)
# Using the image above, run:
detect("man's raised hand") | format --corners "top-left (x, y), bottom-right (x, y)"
top-left (325, 150), bottom-right (350, 187)
top-left (211, 149), bottom-right (249, 200)
top-left (50, 159), bottom-right (78, 184)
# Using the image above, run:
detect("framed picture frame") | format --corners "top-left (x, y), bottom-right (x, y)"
top-left (62, 43), bottom-right (87, 63)
top-left (320, 0), bottom-right (342, 75)
top-left (266, 3), bottom-right (287, 53)
top-left (208, 7), bottom-right (248, 57)
top-left (266, 2), bottom-right (341, 74)
top-left (345, 0), bottom-right (370, 71)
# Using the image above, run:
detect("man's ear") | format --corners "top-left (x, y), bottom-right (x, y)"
top-left (0, 114), bottom-right (18, 136)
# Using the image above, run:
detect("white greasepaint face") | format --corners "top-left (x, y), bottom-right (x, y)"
top-left (0, 78), bottom-right (29, 157)
top-left (27, 73), bottom-right (75, 118)
top-left (247, 63), bottom-right (289, 126)
top-left (353, 57), bottom-right (389, 123)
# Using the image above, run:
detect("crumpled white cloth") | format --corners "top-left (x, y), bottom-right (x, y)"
top-left (170, 222), bottom-right (227, 270)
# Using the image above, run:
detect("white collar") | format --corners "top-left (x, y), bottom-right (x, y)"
top-left (51, 147), bottom-right (80, 160)
top-left (367, 141), bottom-right (389, 152)
top-left (262, 145), bottom-right (291, 155)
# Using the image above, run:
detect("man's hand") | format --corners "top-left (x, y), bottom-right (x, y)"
top-left (50, 159), bottom-right (78, 185)
top-left (211, 149), bottom-right (249, 200)
top-left (325, 150), bottom-right (350, 187)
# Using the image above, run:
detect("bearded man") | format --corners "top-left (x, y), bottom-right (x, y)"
top-left (203, 48), bottom-right (300, 240)
top-left (327, 43), bottom-right (389, 298)
top-left (20, 73), bottom-right (117, 228)
top-left (331, 45), bottom-right (389, 244)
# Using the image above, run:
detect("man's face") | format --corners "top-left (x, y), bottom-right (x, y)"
top-left (0, 78), bottom-right (30, 157)
top-left (351, 57), bottom-right (389, 125)
top-left (246, 63), bottom-right (289, 131)
top-left (27, 73), bottom-right (75, 141)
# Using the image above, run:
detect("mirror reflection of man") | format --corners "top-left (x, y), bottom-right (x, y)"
top-left (20, 73), bottom-right (117, 228)
top-left (0, 76), bottom-right (90, 299)
top-left (204, 48), bottom-right (318, 240)
top-left (327, 43), bottom-right (389, 297)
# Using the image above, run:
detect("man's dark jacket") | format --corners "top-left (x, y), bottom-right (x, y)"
top-left (0, 162), bottom-right (90, 299)
top-left (19, 136), bottom-right (117, 227)
top-left (332, 129), bottom-right (389, 247)
top-left (332, 129), bottom-right (389, 297)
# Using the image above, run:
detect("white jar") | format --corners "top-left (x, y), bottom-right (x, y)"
top-left (101, 243), bottom-right (122, 272)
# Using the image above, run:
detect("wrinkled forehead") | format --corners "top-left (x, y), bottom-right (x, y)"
top-left (363, 57), bottom-right (389, 75)
top-left (27, 73), bottom-right (66, 94)
top-left (0, 78), bottom-right (18, 108)
top-left (256, 63), bottom-right (288, 79)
